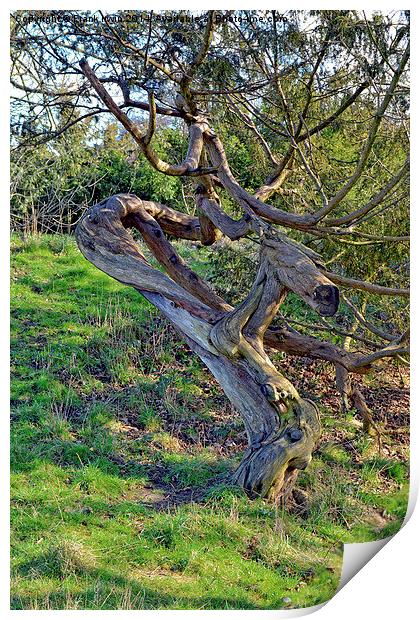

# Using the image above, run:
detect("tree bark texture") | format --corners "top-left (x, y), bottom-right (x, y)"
top-left (76, 194), bottom-right (322, 501)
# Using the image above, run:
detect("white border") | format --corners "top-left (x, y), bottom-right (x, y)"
top-left (2, 2), bottom-right (418, 618)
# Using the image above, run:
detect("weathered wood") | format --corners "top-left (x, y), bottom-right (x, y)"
top-left (75, 188), bottom-right (410, 499)
top-left (195, 190), bottom-right (255, 241)
top-left (264, 327), bottom-right (371, 373)
top-left (138, 199), bottom-right (202, 241)
top-left (141, 291), bottom-right (321, 501)
top-left (123, 198), bottom-right (229, 312)
top-left (75, 195), bottom-right (214, 320)
top-left (263, 239), bottom-right (339, 317)
top-left (76, 194), bottom-right (323, 501)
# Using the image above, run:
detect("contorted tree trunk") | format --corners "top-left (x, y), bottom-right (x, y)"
top-left (73, 13), bottom-right (409, 501)
top-left (76, 193), bottom-right (328, 500)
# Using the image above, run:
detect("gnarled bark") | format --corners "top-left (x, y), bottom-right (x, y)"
top-left (76, 194), bottom-right (323, 501)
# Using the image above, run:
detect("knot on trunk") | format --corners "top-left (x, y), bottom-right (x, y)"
top-left (209, 280), bottom-right (265, 357)
top-left (313, 284), bottom-right (339, 316)
top-left (233, 398), bottom-right (321, 501)
top-left (260, 382), bottom-right (297, 416)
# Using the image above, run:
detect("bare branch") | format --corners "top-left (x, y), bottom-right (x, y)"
top-left (80, 59), bottom-right (216, 177)
top-left (324, 271), bottom-right (409, 297)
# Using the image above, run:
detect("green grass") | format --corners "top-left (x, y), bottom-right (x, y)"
top-left (10, 234), bottom-right (409, 610)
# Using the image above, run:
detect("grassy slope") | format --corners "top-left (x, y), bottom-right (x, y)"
top-left (10, 235), bottom-right (409, 610)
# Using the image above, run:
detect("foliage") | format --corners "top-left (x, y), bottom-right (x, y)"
top-left (11, 121), bottom-right (187, 234)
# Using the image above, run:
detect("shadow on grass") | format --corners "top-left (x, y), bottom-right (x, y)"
top-left (12, 563), bottom-right (263, 610)
top-left (12, 264), bottom-right (238, 509)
